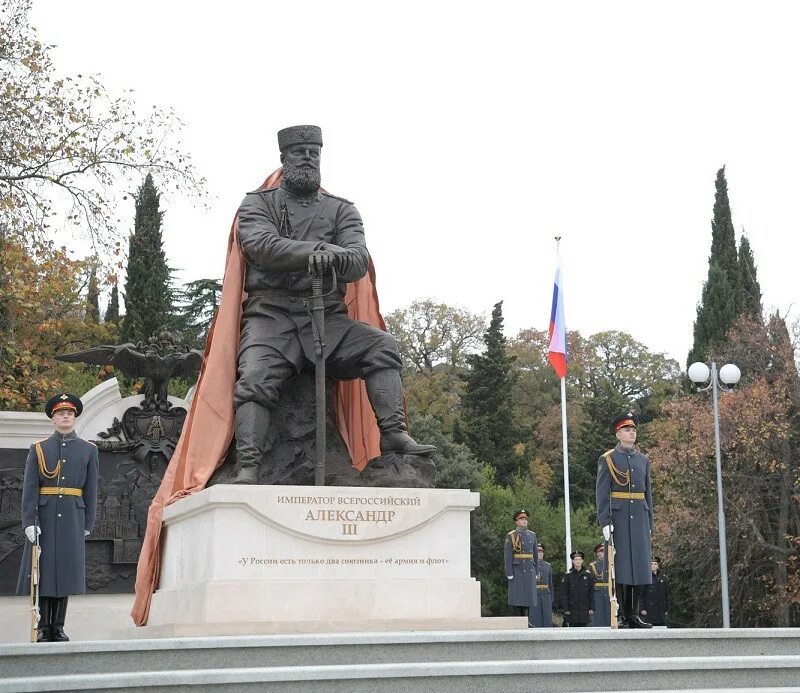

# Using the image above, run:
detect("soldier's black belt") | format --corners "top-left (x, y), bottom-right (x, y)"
top-left (39, 487), bottom-right (82, 497)
top-left (611, 491), bottom-right (645, 500)
top-left (513, 553), bottom-right (534, 559)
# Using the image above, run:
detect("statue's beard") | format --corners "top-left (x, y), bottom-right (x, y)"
top-left (283, 162), bottom-right (321, 196)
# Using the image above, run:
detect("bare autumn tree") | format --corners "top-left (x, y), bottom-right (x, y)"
top-left (0, 0), bottom-right (204, 250)
top-left (649, 314), bottom-right (800, 627)
top-left (384, 299), bottom-right (485, 374)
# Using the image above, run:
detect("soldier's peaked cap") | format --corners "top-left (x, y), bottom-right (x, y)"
top-left (612, 411), bottom-right (638, 432)
top-left (45, 393), bottom-right (83, 418)
top-left (278, 125), bottom-right (323, 151)
top-left (570, 550), bottom-right (585, 559)
top-left (594, 542), bottom-right (605, 553)
top-left (652, 556), bottom-right (662, 565)
top-left (513, 510), bottom-right (528, 521)
top-left (537, 542), bottom-right (544, 550)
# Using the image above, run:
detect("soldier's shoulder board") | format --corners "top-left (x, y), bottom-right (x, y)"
top-left (321, 191), bottom-right (354, 205)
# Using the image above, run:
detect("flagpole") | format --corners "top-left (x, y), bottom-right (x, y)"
top-left (554, 237), bottom-right (572, 570)
top-left (561, 374), bottom-right (572, 568)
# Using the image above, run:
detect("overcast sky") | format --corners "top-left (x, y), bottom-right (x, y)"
top-left (30, 0), bottom-right (800, 364)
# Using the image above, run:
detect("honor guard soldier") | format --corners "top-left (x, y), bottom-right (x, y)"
top-left (504, 510), bottom-right (539, 627)
top-left (531, 542), bottom-right (554, 627)
top-left (642, 557), bottom-right (669, 627)
top-left (561, 550), bottom-right (594, 627)
top-left (596, 412), bottom-right (653, 628)
top-left (17, 394), bottom-right (99, 642)
top-left (589, 542), bottom-right (611, 626)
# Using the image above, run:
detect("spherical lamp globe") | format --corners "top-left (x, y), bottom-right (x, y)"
top-left (688, 362), bottom-right (710, 384)
top-left (719, 363), bottom-right (741, 386)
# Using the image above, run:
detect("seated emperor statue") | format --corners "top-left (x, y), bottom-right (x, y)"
top-left (232, 124), bottom-right (435, 484)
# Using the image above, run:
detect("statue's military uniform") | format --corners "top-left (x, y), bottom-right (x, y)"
top-left (531, 559), bottom-right (554, 627)
top-left (504, 526), bottom-right (539, 625)
top-left (235, 185), bottom-right (400, 410)
top-left (596, 445), bottom-right (653, 586)
top-left (17, 431), bottom-right (98, 597)
top-left (231, 124), bottom-right (435, 484)
top-left (589, 555), bottom-right (611, 626)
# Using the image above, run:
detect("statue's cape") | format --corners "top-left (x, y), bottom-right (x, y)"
top-left (130, 169), bottom-right (383, 626)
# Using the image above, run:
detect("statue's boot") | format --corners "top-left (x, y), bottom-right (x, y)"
top-left (232, 401), bottom-right (271, 484)
top-left (365, 369), bottom-right (437, 456)
top-left (50, 597), bottom-right (69, 642)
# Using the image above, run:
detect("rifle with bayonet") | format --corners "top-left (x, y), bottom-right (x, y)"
top-left (29, 516), bottom-right (41, 642)
top-left (607, 531), bottom-right (619, 629)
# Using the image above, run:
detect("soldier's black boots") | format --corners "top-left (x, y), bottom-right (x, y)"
top-left (36, 596), bottom-right (53, 642)
top-left (50, 597), bottom-right (70, 641)
top-left (623, 585), bottom-right (652, 629)
top-left (365, 369), bottom-right (436, 456)
top-left (232, 402), bottom-right (271, 484)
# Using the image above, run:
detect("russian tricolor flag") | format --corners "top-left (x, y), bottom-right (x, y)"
top-left (548, 257), bottom-right (567, 378)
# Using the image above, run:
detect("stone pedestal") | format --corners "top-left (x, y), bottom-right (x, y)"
top-left (147, 485), bottom-right (482, 629)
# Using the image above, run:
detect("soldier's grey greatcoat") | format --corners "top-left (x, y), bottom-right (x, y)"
top-left (235, 186), bottom-right (401, 409)
top-left (596, 445), bottom-right (653, 586)
top-left (589, 557), bottom-right (611, 626)
top-left (504, 528), bottom-right (539, 608)
top-left (532, 559), bottom-right (554, 627)
top-left (17, 432), bottom-right (99, 597)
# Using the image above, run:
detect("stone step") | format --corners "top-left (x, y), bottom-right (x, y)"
top-left (1, 655), bottom-right (799, 692)
top-left (1, 629), bottom-right (799, 679)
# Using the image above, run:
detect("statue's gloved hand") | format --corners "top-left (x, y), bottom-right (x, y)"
top-left (334, 248), bottom-right (357, 276)
top-left (24, 525), bottom-right (41, 543)
top-left (308, 249), bottom-right (336, 277)
top-left (602, 525), bottom-right (613, 541)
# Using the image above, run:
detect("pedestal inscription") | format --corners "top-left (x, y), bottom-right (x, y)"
top-left (148, 485), bottom-right (481, 627)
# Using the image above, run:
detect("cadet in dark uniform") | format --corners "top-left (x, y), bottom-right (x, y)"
top-left (531, 542), bottom-right (554, 627)
top-left (504, 510), bottom-right (539, 627)
top-left (17, 394), bottom-right (98, 642)
top-left (596, 412), bottom-right (653, 629)
top-left (589, 542), bottom-right (611, 626)
top-left (642, 557), bottom-right (669, 626)
top-left (561, 550), bottom-right (594, 627)
top-left (232, 124), bottom-right (434, 483)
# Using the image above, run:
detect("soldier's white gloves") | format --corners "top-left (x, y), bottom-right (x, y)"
top-left (602, 525), bottom-right (612, 541)
top-left (84, 530), bottom-right (90, 536)
top-left (24, 525), bottom-right (41, 543)
top-left (507, 576), bottom-right (513, 580)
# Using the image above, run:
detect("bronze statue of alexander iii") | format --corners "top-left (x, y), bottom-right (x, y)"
top-left (232, 125), bottom-right (434, 484)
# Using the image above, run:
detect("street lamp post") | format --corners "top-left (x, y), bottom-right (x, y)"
top-left (687, 361), bottom-right (741, 629)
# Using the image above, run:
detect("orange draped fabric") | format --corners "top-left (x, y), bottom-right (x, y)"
top-left (130, 169), bottom-right (383, 626)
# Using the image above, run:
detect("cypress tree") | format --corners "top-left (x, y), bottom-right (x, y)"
top-left (688, 167), bottom-right (741, 365)
top-left (121, 174), bottom-right (171, 343)
top-left (688, 263), bottom-right (738, 365)
top-left (104, 280), bottom-right (120, 323)
top-left (738, 235), bottom-right (762, 322)
top-left (461, 301), bottom-right (519, 486)
top-left (709, 166), bottom-right (740, 291)
top-left (85, 264), bottom-right (100, 323)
